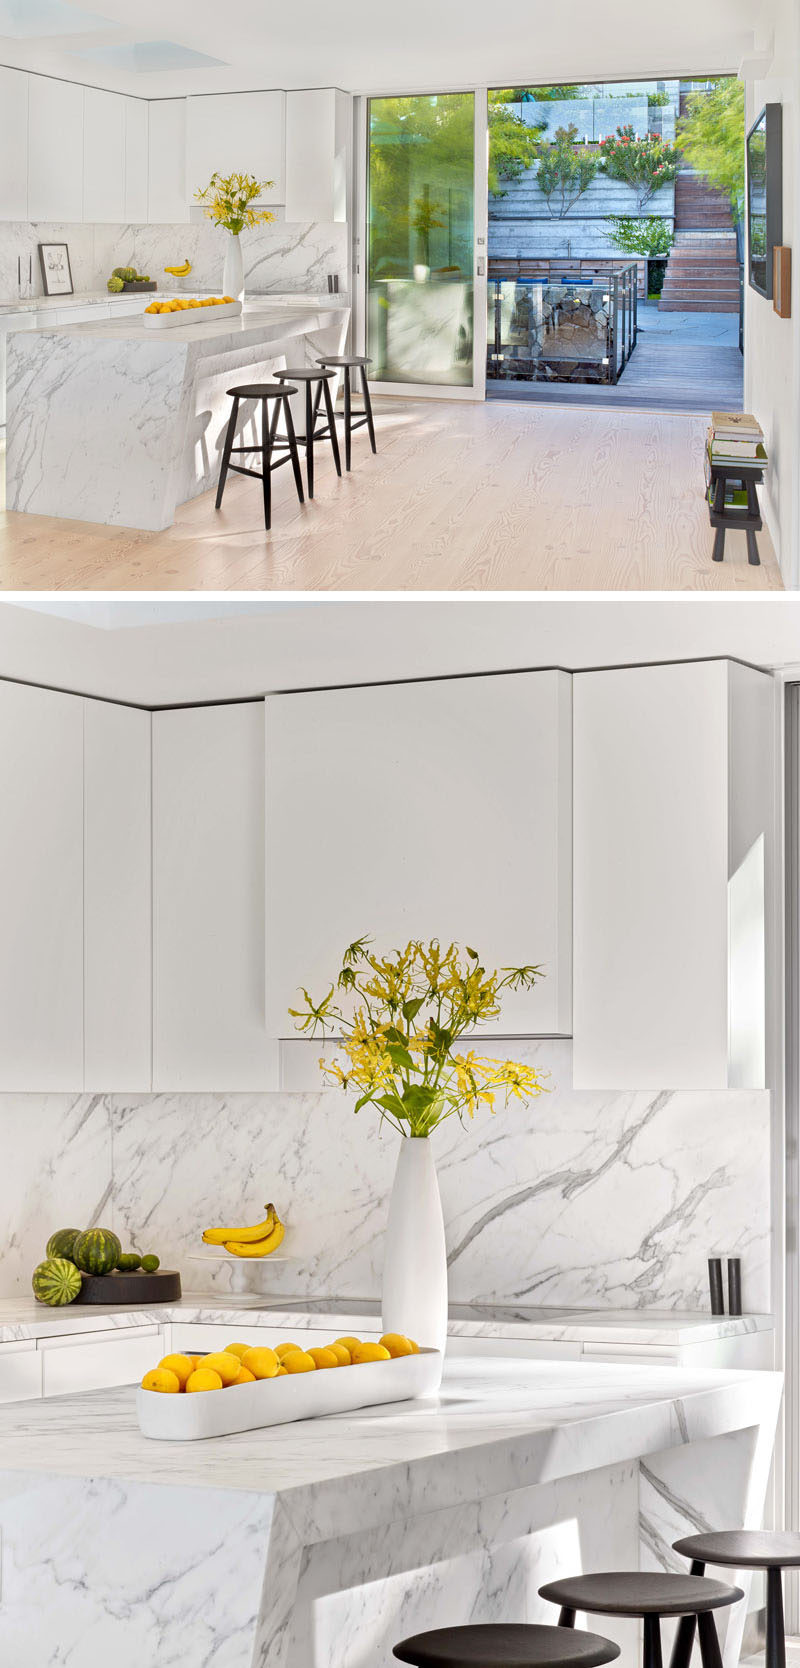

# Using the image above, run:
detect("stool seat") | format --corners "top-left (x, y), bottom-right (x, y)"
top-left (674, 1532), bottom-right (800, 1569)
top-left (316, 354), bottom-right (372, 367)
top-left (275, 366), bottom-right (337, 381)
top-left (539, 1574), bottom-right (742, 1618)
top-left (226, 382), bottom-right (298, 399)
top-left (394, 1625), bottom-right (620, 1668)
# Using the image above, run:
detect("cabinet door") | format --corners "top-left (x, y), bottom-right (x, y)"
top-left (28, 76), bottom-right (83, 221)
top-left (0, 67), bottom-right (28, 219)
top-left (0, 681), bottom-right (83, 1089)
top-left (83, 87), bottom-right (125, 221)
top-left (0, 1340), bottom-right (41, 1403)
top-left (285, 89), bottom-right (350, 223)
top-left (84, 700), bottom-right (152, 1090)
top-left (124, 96), bottom-right (149, 222)
top-left (265, 671), bottom-right (572, 1037)
top-left (153, 702), bottom-right (278, 1089)
top-left (40, 1327), bottom-right (161, 1396)
top-left (185, 92), bottom-right (285, 205)
top-left (147, 98), bottom-right (187, 222)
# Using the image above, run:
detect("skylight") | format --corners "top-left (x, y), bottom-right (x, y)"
top-left (69, 39), bottom-right (227, 71)
top-left (0, 0), bottom-right (111, 36)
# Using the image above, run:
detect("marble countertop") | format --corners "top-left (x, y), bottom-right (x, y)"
top-left (0, 289), bottom-right (347, 318)
top-left (0, 1294), bottom-right (773, 1346)
top-left (27, 298), bottom-right (345, 346)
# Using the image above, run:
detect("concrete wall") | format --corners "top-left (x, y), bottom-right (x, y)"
top-left (489, 168), bottom-right (674, 260)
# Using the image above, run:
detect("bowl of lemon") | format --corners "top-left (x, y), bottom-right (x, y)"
top-left (136, 1331), bottom-right (442, 1440)
top-left (143, 295), bottom-right (242, 328)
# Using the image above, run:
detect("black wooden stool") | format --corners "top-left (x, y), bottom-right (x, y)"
top-left (707, 460), bottom-right (764, 565)
top-left (315, 354), bottom-right (376, 470)
top-left (539, 1572), bottom-right (742, 1668)
top-left (215, 383), bottom-right (304, 532)
top-left (394, 1623), bottom-right (620, 1668)
top-left (273, 367), bottom-right (341, 499)
top-left (673, 1531), bottom-right (800, 1668)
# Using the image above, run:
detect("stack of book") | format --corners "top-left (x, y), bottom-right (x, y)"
top-left (704, 412), bottom-right (767, 515)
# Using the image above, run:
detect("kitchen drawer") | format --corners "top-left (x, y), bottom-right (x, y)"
top-left (0, 1340), bottom-right (42, 1403)
top-left (169, 1322), bottom-right (382, 1356)
top-left (581, 1342), bottom-right (678, 1364)
top-left (40, 1325), bottom-right (162, 1396)
top-left (446, 1337), bottom-right (583, 1360)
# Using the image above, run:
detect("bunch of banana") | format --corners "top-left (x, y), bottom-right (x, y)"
top-left (164, 258), bottom-right (192, 276)
top-left (202, 1202), bottom-right (285, 1258)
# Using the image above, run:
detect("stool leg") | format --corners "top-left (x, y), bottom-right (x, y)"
top-left (215, 395), bottom-right (239, 508)
top-left (260, 399), bottom-right (272, 532)
top-left (305, 380), bottom-right (315, 499)
top-left (711, 476), bottom-right (725, 561)
top-left (321, 375), bottom-right (342, 476)
top-left (283, 399), bottom-right (305, 506)
top-left (558, 1609), bottom-right (576, 1628)
top-left (766, 1567), bottom-right (786, 1668)
top-left (344, 366), bottom-right (352, 470)
top-left (361, 365), bottom-right (377, 453)
top-left (696, 1613), bottom-right (723, 1668)
top-left (668, 1560), bottom-right (705, 1668)
top-left (644, 1615), bottom-right (663, 1668)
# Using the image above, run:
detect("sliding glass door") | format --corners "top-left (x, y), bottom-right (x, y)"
top-left (364, 91), bottom-right (486, 397)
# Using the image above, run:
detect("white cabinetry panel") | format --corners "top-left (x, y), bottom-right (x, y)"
top-left (285, 89), bottom-right (350, 222)
top-left (265, 671), bottom-right (572, 1037)
top-left (84, 700), bottom-right (152, 1090)
top-left (185, 92), bottom-right (285, 205)
top-left (83, 87), bottom-right (125, 221)
top-left (28, 76), bottom-right (84, 221)
top-left (573, 659), bottom-right (774, 1089)
top-left (40, 1327), bottom-right (160, 1396)
top-left (0, 680), bottom-right (83, 1089)
top-left (0, 1340), bottom-right (41, 1403)
top-left (153, 702), bottom-right (278, 1089)
top-left (124, 96), bottom-right (149, 222)
top-left (147, 98), bottom-right (187, 222)
top-left (0, 67), bottom-right (29, 220)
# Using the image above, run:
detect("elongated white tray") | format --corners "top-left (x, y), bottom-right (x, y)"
top-left (143, 298), bottom-right (242, 329)
top-left (137, 1348), bottom-right (442, 1441)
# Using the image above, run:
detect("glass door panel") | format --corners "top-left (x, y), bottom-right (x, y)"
top-left (367, 93), bottom-right (476, 388)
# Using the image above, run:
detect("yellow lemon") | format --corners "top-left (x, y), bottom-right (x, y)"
top-left (186, 1367), bottom-right (223, 1392)
top-left (275, 1341), bottom-right (301, 1359)
top-left (277, 1364), bottom-right (288, 1375)
top-left (281, 1349), bottom-right (316, 1373)
top-left (351, 1342), bottom-right (391, 1364)
top-left (328, 1342), bottom-right (351, 1366)
top-left (232, 1365), bottom-right (256, 1385)
top-left (408, 1339), bottom-right (420, 1353)
top-left (223, 1342), bottom-right (252, 1361)
top-left (202, 1351), bottom-right (243, 1386)
top-left (334, 1336), bottom-right (362, 1354)
top-left (157, 1352), bottom-right (195, 1387)
top-left (241, 1346), bottom-right (280, 1380)
top-left (308, 1347), bottom-right (339, 1369)
top-left (141, 1366), bottom-right (180, 1393)
top-left (379, 1334), bottom-right (414, 1359)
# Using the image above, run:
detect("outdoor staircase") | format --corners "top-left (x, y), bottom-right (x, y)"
top-left (659, 166), bottom-right (741, 313)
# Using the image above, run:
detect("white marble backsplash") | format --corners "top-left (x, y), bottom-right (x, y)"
top-left (0, 216), bottom-right (349, 303)
top-left (0, 1045), bottom-right (771, 1312)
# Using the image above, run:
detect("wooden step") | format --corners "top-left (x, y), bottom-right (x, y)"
top-left (659, 297), bottom-right (740, 312)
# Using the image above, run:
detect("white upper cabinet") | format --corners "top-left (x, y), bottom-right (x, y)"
top-left (0, 67), bottom-right (29, 220)
top-left (153, 702), bottom-right (278, 1090)
top-left (147, 98), bottom-right (188, 222)
top-left (265, 671), bottom-right (573, 1040)
top-left (285, 89), bottom-right (351, 222)
top-left (84, 700), bottom-right (152, 1091)
top-left (573, 659), bottom-right (775, 1091)
top-left (0, 681), bottom-right (83, 1090)
top-left (28, 76), bottom-right (84, 221)
top-left (83, 87), bottom-right (125, 223)
top-left (185, 92), bottom-right (285, 206)
top-left (124, 97), bottom-right (149, 223)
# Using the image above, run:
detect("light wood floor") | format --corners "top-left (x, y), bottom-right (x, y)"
top-left (0, 399), bottom-right (783, 591)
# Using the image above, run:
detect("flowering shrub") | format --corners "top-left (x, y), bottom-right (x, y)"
top-left (599, 125), bottom-right (681, 210)
top-left (537, 124), bottom-right (600, 218)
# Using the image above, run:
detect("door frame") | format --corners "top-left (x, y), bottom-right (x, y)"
top-left (353, 86), bottom-right (488, 401)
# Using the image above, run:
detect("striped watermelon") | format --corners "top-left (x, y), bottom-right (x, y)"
top-left (45, 1228), bottom-right (81, 1262)
top-left (32, 1257), bottom-right (82, 1306)
top-left (72, 1228), bottom-right (121, 1275)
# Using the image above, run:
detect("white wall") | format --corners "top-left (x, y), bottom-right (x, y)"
top-left (744, 0), bottom-right (800, 585)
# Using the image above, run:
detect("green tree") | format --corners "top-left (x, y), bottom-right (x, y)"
top-left (677, 78), bottom-right (745, 218)
top-left (537, 124), bottom-right (599, 218)
top-left (599, 125), bottom-right (681, 210)
top-left (605, 214), bottom-right (674, 257)
top-left (488, 98), bottom-right (543, 196)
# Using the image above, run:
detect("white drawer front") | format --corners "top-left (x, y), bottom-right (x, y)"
top-left (0, 1340), bottom-right (42, 1403)
top-left (446, 1337), bottom-right (583, 1360)
top-left (169, 1322), bottom-right (382, 1356)
top-left (41, 1326), bottom-right (161, 1396)
top-left (581, 1342), bottom-right (679, 1363)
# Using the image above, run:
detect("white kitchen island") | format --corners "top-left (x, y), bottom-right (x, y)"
top-left (4, 297), bottom-right (349, 531)
top-left (0, 1357), bottom-right (781, 1668)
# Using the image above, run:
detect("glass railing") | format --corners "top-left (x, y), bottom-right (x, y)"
top-left (486, 264), bottom-right (638, 385)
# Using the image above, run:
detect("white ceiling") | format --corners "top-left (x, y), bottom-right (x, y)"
top-left (0, 0), bottom-right (769, 97)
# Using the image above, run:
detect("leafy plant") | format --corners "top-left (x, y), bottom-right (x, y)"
top-left (537, 125), bottom-right (600, 218)
top-left (290, 938), bottom-right (548, 1137)
top-left (677, 77), bottom-right (745, 218)
top-left (599, 125), bottom-right (680, 210)
top-left (488, 98), bottom-right (544, 197)
top-left (411, 191), bottom-right (445, 265)
top-left (195, 172), bottom-right (275, 235)
top-left (606, 214), bottom-right (674, 258)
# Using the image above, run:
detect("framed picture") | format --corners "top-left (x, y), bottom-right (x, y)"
top-left (746, 104), bottom-right (782, 299)
top-left (38, 242), bottom-right (74, 297)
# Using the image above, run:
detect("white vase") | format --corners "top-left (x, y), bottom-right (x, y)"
top-left (381, 1136), bottom-right (447, 1365)
top-left (223, 233), bottom-right (244, 304)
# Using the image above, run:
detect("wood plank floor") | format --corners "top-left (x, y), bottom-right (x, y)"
top-left (0, 399), bottom-right (782, 592)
